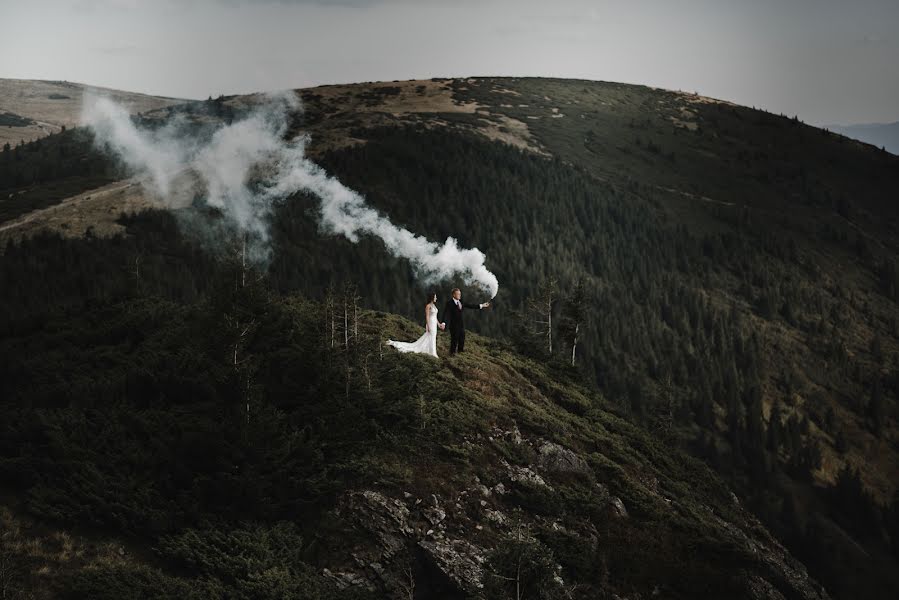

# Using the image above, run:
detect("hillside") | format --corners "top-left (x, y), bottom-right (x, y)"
top-left (1, 77), bottom-right (898, 598)
top-left (0, 247), bottom-right (828, 599)
top-left (0, 78), bottom-right (184, 148)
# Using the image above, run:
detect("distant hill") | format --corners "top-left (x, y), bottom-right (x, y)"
top-left (0, 78), bottom-right (184, 148)
top-left (1, 77), bottom-right (897, 599)
top-left (826, 121), bottom-right (899, 155)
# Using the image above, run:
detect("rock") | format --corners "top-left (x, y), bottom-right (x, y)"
top-left (535, 440), bottom-right (592, 477)
top-left (502, 459), bottom-right (553, 490)
top-left (418, 537), bottom-right (487, 593)
top-left (609, 496), bottom-right (628, 518)
top-left (705, 510), bottom-right (830, 600)
top-left (361, 490), bottom-right (410, 524)
top-left (744, 573), bottom-right (787, 600)
top-left (424, 506), bottom-right (446, 525)
top-left (510, 423), bottom-right (523, 445)
top-left (484, 508), bottom-right (508, 526)
top-left (329, 489), bottom-right (421, 594)
top-left (322, 568), bottom-right (374, 591)
top-left (493, 482), bottom-right (507, 495)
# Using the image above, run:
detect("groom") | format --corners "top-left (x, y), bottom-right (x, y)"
top-left (441, 288), bottom-right (491, 355)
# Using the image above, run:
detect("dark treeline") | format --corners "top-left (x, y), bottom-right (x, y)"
top-left (0, 126), bottom-right (125, 222)
top-left (0, 238), bottom-right (411, 597)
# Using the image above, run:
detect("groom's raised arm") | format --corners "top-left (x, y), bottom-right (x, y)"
top-left (462, 301), bottom-right (486, 310)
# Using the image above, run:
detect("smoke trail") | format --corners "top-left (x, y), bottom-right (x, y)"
top-left (82, 92), bottom-right (500, 297)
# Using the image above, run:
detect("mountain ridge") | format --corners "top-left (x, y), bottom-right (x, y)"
top-left (1, 75), bottom-right (897, 599)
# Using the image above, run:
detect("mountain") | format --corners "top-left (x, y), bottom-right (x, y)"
top-left (826, 121), bottom-right (899, 155)
top-left (1, 77), bottom-right (897, 599)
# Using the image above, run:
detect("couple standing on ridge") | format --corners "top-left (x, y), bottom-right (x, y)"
top-left (386, 288), bottom-right (491, 358)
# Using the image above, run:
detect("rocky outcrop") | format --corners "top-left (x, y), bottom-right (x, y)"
top-left (535, 440), bottom-right (593, 477)
top-left (329, 488), bottom-right (490, 597)
top-left (417, 538), bottom-right (486, 593)
top-left (321, 419), bottom-right (828, 600)
top-left (700, 504), bottom-right (830, 600)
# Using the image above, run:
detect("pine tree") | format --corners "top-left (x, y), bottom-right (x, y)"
top-left (868, 377), bottom-right (885, 435)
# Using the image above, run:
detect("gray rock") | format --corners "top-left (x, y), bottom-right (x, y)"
top-left (424, 506), bottom-right (446, 525)
top-left (322, 568), bottom-right (375, 591)
top-left (418, 537), bottom-right (487, 593)
top-left (743, 573), bottom-right (787, 600)
top-left (609, 496), bottom-right (628, 518)
top-left (485, 508), bottom-right (509, 526)
top-left (510, 422), bottom-right (523, 445)
top-left (502, 458), bottom-right (553, 489)
top-left (536, 440), bottom-right (592, 477)
top-left (705, 510), bottom-right (830, 600)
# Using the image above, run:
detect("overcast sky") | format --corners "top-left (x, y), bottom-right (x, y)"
top-left (1, 0), bottom-right (897, 125)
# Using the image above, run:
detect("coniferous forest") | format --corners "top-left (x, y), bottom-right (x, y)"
top-left (0, 77), bottom-right (897, 599)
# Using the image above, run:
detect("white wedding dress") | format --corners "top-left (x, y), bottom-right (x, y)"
top-left (387, 303), bottom-right (439, 357)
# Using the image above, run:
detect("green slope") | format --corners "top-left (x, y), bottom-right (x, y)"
top-left (0, 236), bottom-right (828, 598)
top-left (1, 76), bottom-right (897, 599)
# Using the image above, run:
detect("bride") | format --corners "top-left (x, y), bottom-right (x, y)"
top-left (387, 292), bottom-right (445, 357)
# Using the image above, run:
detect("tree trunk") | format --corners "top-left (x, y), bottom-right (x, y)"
top-left (571, 322), bottom-right (579, 365)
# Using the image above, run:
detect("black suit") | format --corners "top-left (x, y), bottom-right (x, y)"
top-left (443, 298), bottom-right (481, 354)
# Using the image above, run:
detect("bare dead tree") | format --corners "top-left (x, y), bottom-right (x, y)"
top-left (529, 278), bottom-right (558, 355)
top-left (131, 254), bottom-right (143, 293)
top-left (570, 322), bottom-right (579, 365)
top-left (559, 278), bottom-right (588, 366)
top-left (353, 288), bottom-right (360, 339)
top-left (323, 284), bottom-right (336, 351)
top-left (326, 283), bottom-right (363, 398)
top-left (224, 312), bottom-right (257, 423)
top-left (397, 559), bottom-right (416, 600)
top-left (240, 233), bottom-right (248, 289)
top-left (332, 283), bottom-right (361, 352)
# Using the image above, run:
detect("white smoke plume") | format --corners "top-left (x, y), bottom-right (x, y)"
top-left (82, 92), bottom-right (500, 298)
